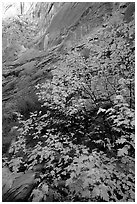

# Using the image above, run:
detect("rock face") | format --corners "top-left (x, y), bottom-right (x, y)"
top-left (2, 164), bottom-right (45, 202)
top-left (46, 2), bottom-right (114, 48)
top-left (80, 48), bottom-right (90, 60)
top-left (36, 2), bottom-right (134, 50)
top-left (2, 49), bottom-right (57, 154)
top-left (2, 167), bottom-right (36, 202)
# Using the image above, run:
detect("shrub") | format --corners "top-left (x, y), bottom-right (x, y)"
top-left (3, 10), bottom-right (135, 202)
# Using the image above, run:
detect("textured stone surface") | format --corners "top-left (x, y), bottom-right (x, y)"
top-left (2, 168), bottom-right (36, 202)
top-left (46, 2), bottom-right (114, 47)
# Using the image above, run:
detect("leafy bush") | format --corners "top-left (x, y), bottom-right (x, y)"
top-left (3, 9), bottom-right (135, 202)
top-left (106, 95), bottom-right (135, 157)
top-left (65, 151), bottom-right (134, 202)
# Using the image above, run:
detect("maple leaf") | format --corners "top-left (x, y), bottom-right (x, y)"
top-left (99, 184), bottom-right (109, 201)
top-left (92, 186), bottom-right (100, 198)
top-left (116, 138), bottom-right (126, 144)
top-left (117, 147), bottom-right (128, 157)
top-left (81, 189), bottom-right (91, 198)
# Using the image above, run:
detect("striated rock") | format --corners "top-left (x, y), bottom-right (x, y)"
top-left (80, 47), bottom-right (90, 60)
top-left (2, 163), bottom-right (46, 202)
top-left (2, 167), bottom-right (15, 196)
top-left (2, 167), bottom-right (42, 201)
top-left (45, 2), bottom-right (114, 48)
top-left (123, 3), bottom-right (135, 23)
top-left (3, 172), bottom-right (36, 201)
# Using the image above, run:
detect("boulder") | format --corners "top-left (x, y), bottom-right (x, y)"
top-left (2, 168), bottom-right (36, 202)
